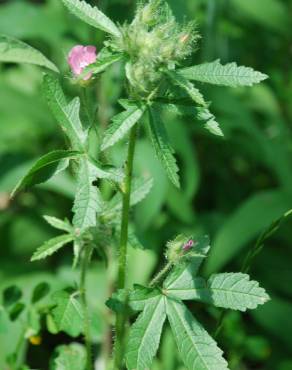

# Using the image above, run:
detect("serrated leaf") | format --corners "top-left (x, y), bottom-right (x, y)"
top-left (54, 343), bottom-right (86, 370)
top-left (164, 235), bottom-right (210, 289)
top-left (43, 74), bottom-right (87, 150)
top-left (197, 107), bottom-right (224, 137)
top-left (43, 215), bottom-right (72, 233)
top-left (186, 273), bottom-right (270, 311)
top-left (11, 150), bottom-right (82, 198)
top-left (78, 52), bottom-right (123, 80)
top-left (0, 34), bottom-right (58, 72)
top-left (166, 299), bottom-right (229, 370)
top-left (31, 234), bottom-right (74, 261)
top-left (178, 60), bottom-right (268, 87)
top-left (62, 0), bottom-right (121, 37)
top-left (166, 71), bottom-right (207, 107)
top-left (125, 295), bottom-right (166, 370)
top-left (88, 158), bottom-right (124, 183)
top-left (52, 291), bottom-right (84, 337)
top-left (72, 159), bottom-right (104, 230)
top-left (148, 108), bottom-right (180, 188)
top-left (101, 103), bottom-right (146, 151)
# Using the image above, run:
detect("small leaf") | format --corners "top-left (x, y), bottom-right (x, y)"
top-left (197, 107), bottom-right (224, 137)
top-left (31, 234), bottom-right (74, 261)
top-left (62, 0), bottom-right (121, 37)
top-left (2, 285), bottom-right (22, 308)
top-left (43, 74), bottom-right (87, 150)
top-left (52, 290), bottom-right (84, 337)
top-left (78, 52), bottom-right (123, 80)
top-left (54, 343), bottom-right (86, 370)
top-left (125, 295), bottom-right (166, 370)
top-left (178, 60), bottom-right (268, 87)
top-left (11, 150), bottom-right (82, 198)
top-left (166, 299), bottom-right (229, 370)
top-left (43, 215), bottom-right (72, 233)
top-left (101, 102), bottom-right (146, 151)
top-left (9, 302), bottom-right (25, 321)
top-left (148, 108), bottom-right (180, 188)
top-left (72, 159), bottom-right (104, 230)
top-left (0, 34), bottom-right (58, 72)
top-left (31, 282), bottom-right (51, 304)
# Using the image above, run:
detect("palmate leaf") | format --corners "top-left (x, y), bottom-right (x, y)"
top-left (51, 291), bottom-right (84, 337)
top-left (148, 108), bottom-right (180, 188)
top-left (125, 295), bottom-right (166, 370)
top-left (31, 234), bottom-right (74, 261)
top-left (72, 158), bottom-right (104, 230)
top-left (54, 343), bottom-right (86, 370)
top-left (101, 102), bottom-right (146, 151)
top-left (0, 34), bottom-right (58, 72)
top-left (178, 60), bottom-right (268, 87)
top-left (43, 74), bottom-right (87, 151)
top-left (11, 150), bottom-right (82, 198)
top-left (62, 0), bottom-right (121, 37)
top-left (166, 299), bottom-right (229, 370)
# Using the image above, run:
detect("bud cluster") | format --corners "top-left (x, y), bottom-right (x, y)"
top-left (111, 0), bottom-right (199, 96)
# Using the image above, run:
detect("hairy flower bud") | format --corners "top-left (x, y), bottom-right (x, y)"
top-left (166, 235), bottom-right (194, 263)
top-left (67, 45), bottom-right (97, 81)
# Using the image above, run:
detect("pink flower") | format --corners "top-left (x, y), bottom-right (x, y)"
top-left (183, 239), bottom-right (195, 251)
top-left (67, 45), bottom-right (97, 80)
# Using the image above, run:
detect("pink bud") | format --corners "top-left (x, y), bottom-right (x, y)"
top-left (67, 45), bottom-right (97, 80)
top-left (183, 239), bottom-right (194, 251)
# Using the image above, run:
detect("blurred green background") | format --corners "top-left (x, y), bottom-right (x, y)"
top-left (0, 0), bottom-right (292, 369)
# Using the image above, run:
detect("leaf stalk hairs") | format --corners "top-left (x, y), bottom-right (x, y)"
top-left (2, 0), bottom-right (270, 369)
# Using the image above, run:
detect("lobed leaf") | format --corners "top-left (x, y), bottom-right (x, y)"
top-left (101, 102), bottom-right (146, 151)
top-left (166, 299), bottom-right (229, 370)
top-left (125, 295), bottom-right (166, 370)
top-left (0, 34), bottom-right (58, 72)
top-left (148, 108), bottom-right (180, 188)
top-left (31, 234), bottom-right (74, 261)
top-left (178, 60), bottom-right (268, 87)
top-left (62, 0), bottom-right (121, 37)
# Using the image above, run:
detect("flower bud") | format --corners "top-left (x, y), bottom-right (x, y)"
top-left (67, 45), bottom-right (97, 81)
top-left (166, 235), bottom-right (194, 263)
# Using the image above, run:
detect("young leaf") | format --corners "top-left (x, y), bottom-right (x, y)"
top-left (166, 299), bottom-right (229, 370)
top-left (148, 108), bottom-right (180, 188)
top-left (31, 282), bottom-right (51, 304)
top-left (101, 103), bottom-right (146, 151)
top-left (0, 34), bottom-right (58, 72)
top-left (43, 74), bottom-right (87, 150)
top-left (166, 71), bottom-right (207, 107)
top-left (193, 273), bottom-right (270, 311)
top-left (178, 60), bottom-right (268, 87)
top-left (164, 235), bottom-right (210, 290)
top-left (11, 150), bottom-right (82, 198)
top-left (43, 215), bottom-right (72, 233)
top-left (78, 53), bottom-right (124, 80)
top-left (31, 234), bottom-right (74, 261)
top-left (52, 290), bottom-right (84, 337)
top-left (125, 295), bottom-right (166, 370)
top-left (62, 0), bottom-right (121, 37)
top-left (54, 343), bottom-right (86, 370)
top-left (2, 286), bottom-right (22, 308)
top-left (72, 159), bottom-right (104, 230)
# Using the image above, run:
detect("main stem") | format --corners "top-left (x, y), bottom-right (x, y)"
top-left (114, 125), bottom-right (138, 369)
top-left (80, 245), bottom-right (93, 370)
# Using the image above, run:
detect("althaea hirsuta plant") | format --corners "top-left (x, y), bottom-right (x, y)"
top-left (0, 0), bottom-right (270, 369)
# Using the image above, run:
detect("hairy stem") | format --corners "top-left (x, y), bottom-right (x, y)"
top-left (80, 245), bottom-right (93, 370)
top-left (149, 261), bottom-right (173, 287)
top-left (114, 125), bottom-right (138, 369)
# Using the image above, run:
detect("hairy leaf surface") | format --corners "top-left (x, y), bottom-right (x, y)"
top-left (54, 343), bottom-right (86, 370)
top-left (31, 234), bottom-right (74, 261)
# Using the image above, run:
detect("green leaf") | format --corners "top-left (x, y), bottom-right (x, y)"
top-left (31, 282), bottom-right (50, 304)
top-left (148, 108), bottom-right (180, 188)
top-left (54, 343), bottom-right (86, 370)
top-left (166, 299), bottom-right (229, 370)
top-left (43, 215), bottom-right (72, 233)
top-left (164, 235), bottom-right (210, 289)
top-left (9, 302), bottom-right (25, 322)
top-left (78, 53), bottom-right (123, 80)
top-left (166, 71), bottom-right (207, 107)
top-left (101, 103), bottom-right (146, 151)
top-left (178, 60), bottom-right (268, 87)
top-left (52, 290), bottom-right (84, 337)
top-left (0, 34), bottom-right (58, 72)
top-left (72, 159), bottom-right (104, 230)
top-left (2, 285), bottom-right (22, 308)
top-left (43, 74), bottom-right (87, 150)
top-left (31, 234), bottom-right (74, 261)
top-left (197, 107), bottom-right (224, 137)
top-left (181, 273), bottom-right (269, 311)
top-left (61, 0), bottom-right (121, 37)
top-left (11, 150), bottom-right (82, 198)
top-left (125, 295), bottom-right (166, 370)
